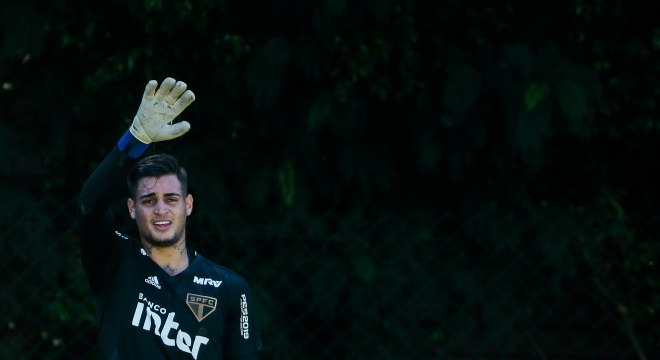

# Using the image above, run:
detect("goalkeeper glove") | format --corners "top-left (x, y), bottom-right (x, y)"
top-left (129, 77), bottom-right (195, 144)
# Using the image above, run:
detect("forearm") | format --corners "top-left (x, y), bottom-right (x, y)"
top-left (79, 148), bottom-right (128, 216)
top-left (79, 131), bottom-right (150, 214)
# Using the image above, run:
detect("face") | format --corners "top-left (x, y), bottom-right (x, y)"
top-left (127, 174), bottom-right (193, 248)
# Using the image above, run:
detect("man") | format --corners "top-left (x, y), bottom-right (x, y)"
top-left (79, 77), bottom-right (263, 359)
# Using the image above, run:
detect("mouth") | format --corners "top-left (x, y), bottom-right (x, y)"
top-left (153, 220), bottom-right (172, 231)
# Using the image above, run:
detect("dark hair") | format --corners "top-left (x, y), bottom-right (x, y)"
top-left (127, 154), bottom-right (188, 199)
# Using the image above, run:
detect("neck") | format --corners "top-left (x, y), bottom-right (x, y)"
top-left (141, 238), bottom-right (189, 276)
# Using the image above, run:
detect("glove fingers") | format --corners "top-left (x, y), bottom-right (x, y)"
top-left (166, 81), bottom-right (188, 104)
top-left (161, 121), bottom-right (191, 140)
top-left (155, 77), bottom-right (176, 101)
top-left (172, 90), bottom-right (196, 113)
top-left (142, 80), bottom-right (158, 100)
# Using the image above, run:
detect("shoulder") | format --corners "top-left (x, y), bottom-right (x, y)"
top-left (113, 230), bottom-right (142, 253)
top-left (113, 230), bottom-right (131, 241)
top-left (194, 255), bottom-right (252, 291)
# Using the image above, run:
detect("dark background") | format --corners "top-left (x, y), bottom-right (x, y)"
top-left (2, 0), bottom-right (660, 358)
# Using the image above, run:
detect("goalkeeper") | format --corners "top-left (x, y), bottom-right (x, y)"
top-left (78, 77), bottom-right (263, 359)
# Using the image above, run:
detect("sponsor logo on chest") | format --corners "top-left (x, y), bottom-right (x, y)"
top-left (132, 293), bottom-right (209, 359)
top-left (193, 276), bottom-right (223, 288)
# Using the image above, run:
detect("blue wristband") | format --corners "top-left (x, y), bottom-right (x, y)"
top-left (117, 130), bottom-right (151, 158)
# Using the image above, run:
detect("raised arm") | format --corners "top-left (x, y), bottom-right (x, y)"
top-left (79, 77), bottom-right (195, 214)
top-left (78, 77), bottom-right (195, 292)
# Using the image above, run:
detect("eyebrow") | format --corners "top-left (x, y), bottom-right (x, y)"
top-left (138, 192), bottom-right (182, 200)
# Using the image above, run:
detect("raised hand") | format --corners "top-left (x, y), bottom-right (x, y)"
top-left (129, 77), bottom-right (196, 144)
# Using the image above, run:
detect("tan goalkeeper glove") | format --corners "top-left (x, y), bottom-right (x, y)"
top-left (129, 77), bottom-right (196, 144)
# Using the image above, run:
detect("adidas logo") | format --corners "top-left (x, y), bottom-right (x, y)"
top-left (145, 276), bottom-right (162, 289)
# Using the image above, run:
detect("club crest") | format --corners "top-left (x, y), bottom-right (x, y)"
top-left (186, 293), bottom-right (218, 322)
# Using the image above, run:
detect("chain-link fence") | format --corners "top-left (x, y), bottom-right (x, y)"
top-left (1, 193), bottom-right (655, 359)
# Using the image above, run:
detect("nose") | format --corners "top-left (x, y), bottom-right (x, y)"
top-left (154, 199), bottom-right (168, 214)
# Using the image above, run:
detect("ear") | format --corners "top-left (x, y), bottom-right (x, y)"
top-left (185, 194), bottom-right (194, 216)
top-left (127, 198), bottom-right (136, 219)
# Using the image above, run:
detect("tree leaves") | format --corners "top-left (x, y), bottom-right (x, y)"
top-left (524, 82), bottom-right (550, 111)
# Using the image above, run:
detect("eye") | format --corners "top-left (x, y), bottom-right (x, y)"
top-left (142, 199), bottom-right (155, 206)
top-left (166, 197), bottom-right (179, 203)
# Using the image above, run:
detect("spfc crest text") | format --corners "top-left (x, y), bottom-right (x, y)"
top-left (187, 293), bottom-right (218, 322)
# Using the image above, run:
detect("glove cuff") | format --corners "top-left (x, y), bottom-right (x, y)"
top-left (129, 116), bottom-right (154, 144)
top-left (117, 129), bottom-right (151, 159)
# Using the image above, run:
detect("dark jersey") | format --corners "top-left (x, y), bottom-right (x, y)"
top-left (79, 148), bottom-right (263, 360)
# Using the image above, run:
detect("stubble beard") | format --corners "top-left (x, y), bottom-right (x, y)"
top-left (142, 228), bottom-right (184, 248)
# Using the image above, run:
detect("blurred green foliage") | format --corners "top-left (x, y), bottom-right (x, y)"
top-left (2, 0), bottom-right (660, 358)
